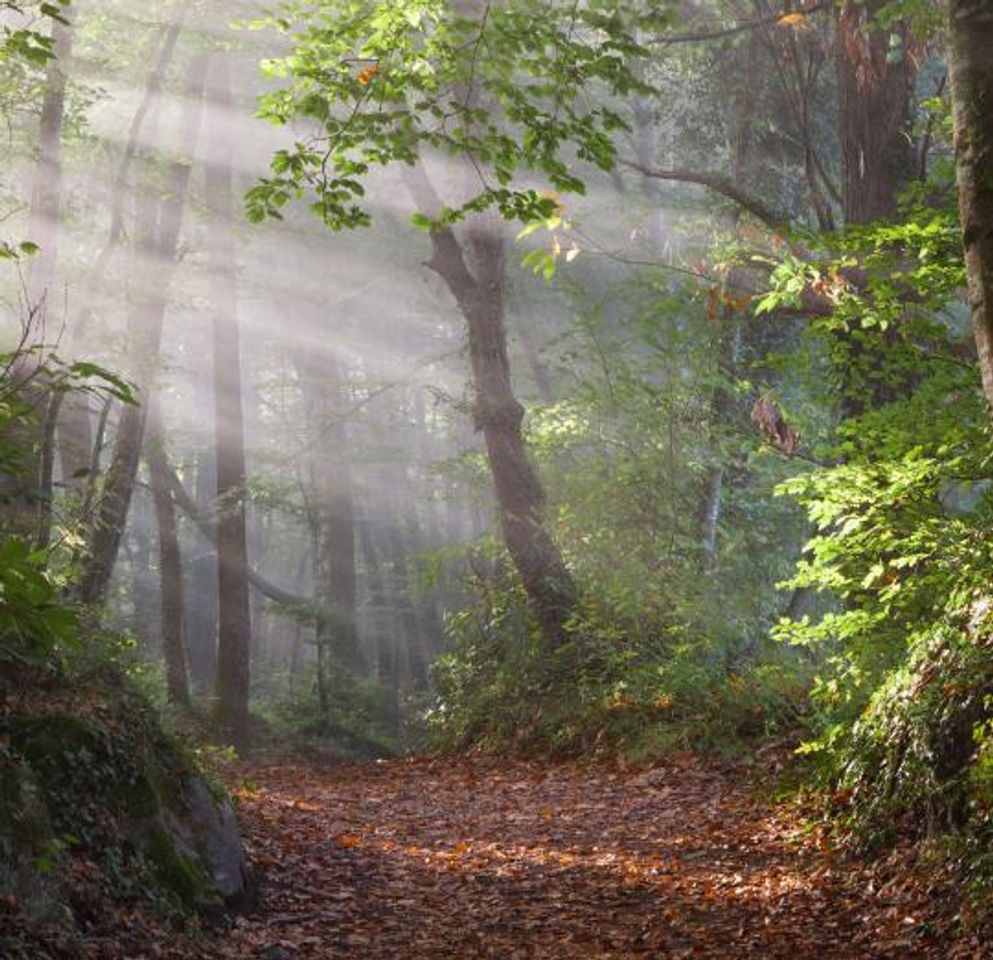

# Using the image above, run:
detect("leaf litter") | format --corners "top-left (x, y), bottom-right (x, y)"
top-left (27, 753), bottom-right (990, 958)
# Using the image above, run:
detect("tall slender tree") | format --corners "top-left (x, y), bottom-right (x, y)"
top-left (145, 401), bottom-right (191, 706)
top-left (207, 53), bottom-right (252, 746)
top-left (77, 52), bottom-right (205, 609)
top-left (292, 341), bottom-right (363, 679)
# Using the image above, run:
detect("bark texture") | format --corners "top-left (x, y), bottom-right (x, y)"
top-left (25, 13), bottom-right (73, 309)
top-left (835, 0), bottom-right (915, 224)
top-left (947, 0), bottom-right (993, 412)
top-left (424, 217), bottom-right (577, 647)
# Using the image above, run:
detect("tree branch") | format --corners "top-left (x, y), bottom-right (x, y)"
top-left (648, 1), bottom-right (830, 46)
top-left (618, 158), bottom-right (791, 230)
top-left (165, 465), bottom-right (312, 608)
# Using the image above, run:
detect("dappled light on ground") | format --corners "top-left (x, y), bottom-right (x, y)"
top-left (197, 756), bottom-right (965, 959)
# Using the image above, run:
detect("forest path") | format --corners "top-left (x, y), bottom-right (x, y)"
top-left (199, 754), bottom-right (963, 959)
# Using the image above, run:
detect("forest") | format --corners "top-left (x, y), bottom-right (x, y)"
top-left (1, 0), bottom-right (992, 956)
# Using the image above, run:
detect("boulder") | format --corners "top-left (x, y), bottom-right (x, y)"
top-left (161, 776), bottom-right (251, 910)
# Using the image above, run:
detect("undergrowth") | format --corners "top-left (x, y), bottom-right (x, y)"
top-left (426, 576), bottom-right (811, 759)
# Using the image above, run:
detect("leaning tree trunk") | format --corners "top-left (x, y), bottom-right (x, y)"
top-left (207, 54), bottom-right (252, 747)
top-left (947, 0), bottom-right (993, 413)
top-left (59, 23), bottom-right (193, 495)
top-left (76, 193), bottom-right (159, 608)
top-left (423, 216), bottom-right (577, 648)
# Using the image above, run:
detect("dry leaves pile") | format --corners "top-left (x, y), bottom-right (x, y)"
top-left (44, 753), bottom-right (991, 958)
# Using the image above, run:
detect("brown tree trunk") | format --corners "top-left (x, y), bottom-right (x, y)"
top-left (423, 216), bottom-right (577, 647)
top-left (207, 54), bottom-right (252, 747)
top-left (831, 2), bottom-right (916, 422)
top-left (5, 12), bottom-right (73, 543)
top-left (76, 196), bottom-right (158, 608)
top-left (186, 412), bottom-right (217, 694)
top-left (358, 513), bottom-right (400, 734)
top-left (34, 390), bottom-right (63, 550)
top-left (947, 0), bottom-right (993, 413)
top-left (835, 0), bottom-right (915, 225)
top-left (145, 401), bottom-right (190, 707)
top-left (129, 481), bottom-right (158, 652)
top-left (59, 15), bottom-right (191, 496)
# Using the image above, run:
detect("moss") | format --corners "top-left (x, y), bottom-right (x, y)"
top-left (10, 713), bottom-right (105, 767)
top-left (0, 756), bottom-right (53, 876)
top-left (8, 707), bottom-right (189, 829)
top-left (142, 828), bottom-right (209, 910)
top-left (1, 672), bottom-right (244, 925)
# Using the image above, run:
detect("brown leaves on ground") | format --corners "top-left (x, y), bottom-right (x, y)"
top-left (51, 753), bottom-right (990, 958)
top-left (215, 755), bottom-right (980, 957)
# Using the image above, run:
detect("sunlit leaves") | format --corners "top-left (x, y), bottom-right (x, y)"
top-left (0, 0), bottom-right (70, 66)
top-left (250, 0), bottom-right (672, 230)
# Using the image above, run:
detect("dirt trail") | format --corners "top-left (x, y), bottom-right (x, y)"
top-left (187, 754), bottom-right (973, 959)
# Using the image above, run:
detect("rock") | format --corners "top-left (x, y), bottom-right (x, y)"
top-left (0, 758), bottom-right (59, 924)
top-left (162, 776), bottom-right (252, 910)
top-left (2, 672), bottom-right (252, 934)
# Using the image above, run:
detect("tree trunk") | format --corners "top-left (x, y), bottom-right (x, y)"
top-left (4, 12), bottom-right (73, 543)
top-left (207, 54), bottom-right (252, 747)
top-left (34, 390), bottom-right (63, 550)
top-left (145, 401), bottom-right (190, 707)
top-left (76, 54), bottom-right (204, 609)
top-left (423, 217), bottom-right (577, 647)
top-left (186, 422), bottom-right (219, 692)
top-left (129, 484), bottom-right (158, 649)
top-left (947, 0), bottom-right (993, 413)
top-left (292, 344), bottom-right (363, 677)
top-left (59, 17), bottom-right (192, 498)
top-left (835, 0), bottom-right (915, 225)
top-left (75, 181), bottom-right (187, 608)
top-left (698, 312), bottom-right (743, 565)
top-left (358, 514), bottom-right (400, 734)
top-left (25, 11), bottom-right (72, 310)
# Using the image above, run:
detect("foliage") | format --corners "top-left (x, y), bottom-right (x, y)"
top-left (0, 537), bottom-right (79, 668)
top-left (767, 200), bottom-right (993, 889)
top-left (247, 0), bottom-right (671, 229)
top-left (0, 1), bottom-right (70, 68)
top-left (0, 338), bottom-right (135, 670)
top-left (755, 206), bottom-right (967, 418)
top-left (254, 666), bottom-right (399, 760)
top-left (428, 536), bottom-right (809, 758)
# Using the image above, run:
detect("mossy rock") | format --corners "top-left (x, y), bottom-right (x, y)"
top-left (0, 753), bottom-right (62, 924)
top-left (0, 671), bottom-right (250, 938)
top-left (143, 825), bottom-right (212, 911)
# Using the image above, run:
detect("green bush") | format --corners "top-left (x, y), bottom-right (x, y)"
top-left (427, 563), bottom-right (810, 758)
